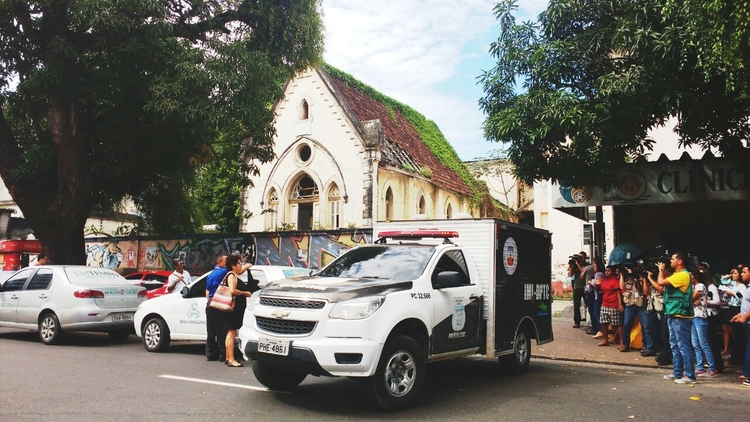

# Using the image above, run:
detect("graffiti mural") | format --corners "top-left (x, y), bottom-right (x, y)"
top-left (83, 230), bottom-right (373, 274)
top-left (254, 231), bottom-right (371, 269)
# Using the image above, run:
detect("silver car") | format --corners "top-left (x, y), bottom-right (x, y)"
top-left (0, 265), bottom-right (147, 344)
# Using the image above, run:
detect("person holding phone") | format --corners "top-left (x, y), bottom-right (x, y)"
top-left (720, 266), bottom-right (747, 365)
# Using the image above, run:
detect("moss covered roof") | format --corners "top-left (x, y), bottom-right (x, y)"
top-left (320, 64), bottom-right (476, 197)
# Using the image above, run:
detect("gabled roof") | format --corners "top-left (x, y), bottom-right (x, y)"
top-left (319, 65), bottom-right (475, 198)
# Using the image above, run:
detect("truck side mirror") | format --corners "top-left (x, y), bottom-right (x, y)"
top-left (180, 286), bottom-right (189, 298)
top-left (435, 271), bottom-right (464, 289)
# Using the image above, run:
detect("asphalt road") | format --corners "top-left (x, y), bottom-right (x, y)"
top-left (1, 327), bottom-right (748, 422)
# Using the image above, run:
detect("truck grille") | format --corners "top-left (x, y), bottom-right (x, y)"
top-left (255, 316), bottom-right (316, 335)
top-left (260, 296), bottom-right (326, 309)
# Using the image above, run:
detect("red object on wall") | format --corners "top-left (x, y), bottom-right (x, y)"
top-left (0, 239), bottom-right (42, 271)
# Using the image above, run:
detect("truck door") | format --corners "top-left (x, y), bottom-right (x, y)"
top-left (430, 250), bottom-right (482, 355)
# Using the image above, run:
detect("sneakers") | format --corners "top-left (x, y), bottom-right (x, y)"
top-left (663, 374), bottom-right (679, 380)
top-left (674, 377), bottom-right (697, 384)
top-left (742, 380), bottom-right (750, 387)
top-left (697, 370), bottom-right (718, 378)
top-left (694, 369), bottom-right (706, 376)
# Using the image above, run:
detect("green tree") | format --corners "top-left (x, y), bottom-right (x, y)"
top-left (480, 0), bottom-right (750, 188)
top-left (0, 0), bottom-right (323, 263)
top-left (194, 134), bottom-right (248, 233)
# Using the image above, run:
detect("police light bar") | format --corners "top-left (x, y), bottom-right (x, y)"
top-left (377, 230), bottom-right (459, 239)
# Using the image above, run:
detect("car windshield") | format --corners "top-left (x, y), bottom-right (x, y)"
top-left (64, 268), bottom-right (128, 286)
top-left (316, 245), bottom-right (435, 281)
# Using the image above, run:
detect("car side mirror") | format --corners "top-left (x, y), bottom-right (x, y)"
top-left (180, 286), bottom-right (189, 298)
top-left (435, 271), bottom-right (464, 289)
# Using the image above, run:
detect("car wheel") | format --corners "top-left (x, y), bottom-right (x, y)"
top-left (364, 335), bottom-right (425, 411)
top-left (142, 317), bottom-right (170, 352)
top-left (251, 360), bottom-right (307, 390)
top-left (501, 324), bottom-right (531, 374)
top-left (108, 329), bottom-right (130, 342)
top-left (38, 312), bottom-right (64, 345)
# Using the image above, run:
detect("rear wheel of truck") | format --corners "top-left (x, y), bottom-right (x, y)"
top-left (501, 324), bottom-right (531, 374)
top-left (364, 335), bottom-right (425, 411)
top-left (251, 360), bottom-right (307, 391)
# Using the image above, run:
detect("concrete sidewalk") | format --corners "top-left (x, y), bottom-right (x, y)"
top-left (535, 300), bottom-right (746, 378)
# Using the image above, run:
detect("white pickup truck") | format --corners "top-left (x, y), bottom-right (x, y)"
top-left (239, 218), bottom-right (553, 410)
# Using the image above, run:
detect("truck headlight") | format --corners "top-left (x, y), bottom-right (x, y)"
top-left (329, 297), bottom-right (384, 320)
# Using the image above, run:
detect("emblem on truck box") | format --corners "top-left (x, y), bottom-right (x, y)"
top-left (503, 237), bottom-right (518, 275)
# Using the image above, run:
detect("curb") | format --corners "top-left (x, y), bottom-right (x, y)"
top-left (532, 354), bottom-right (663, 370)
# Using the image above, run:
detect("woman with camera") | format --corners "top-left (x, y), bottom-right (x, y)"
top-left (718, 268), bottom-right (741, 355)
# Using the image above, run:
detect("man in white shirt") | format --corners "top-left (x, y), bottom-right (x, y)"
top-left (166, 259), bottom-right (191, 293)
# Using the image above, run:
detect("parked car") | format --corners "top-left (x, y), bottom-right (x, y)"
top-left (123, 270), bottom-right (173, 291)
top-left (134, 265), bottom-right (310, 352)
top-left (0, 266), bottom-right (147, 344)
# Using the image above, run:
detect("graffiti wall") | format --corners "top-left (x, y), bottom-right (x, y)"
top-left (84, 230), bottom-right (373, 275)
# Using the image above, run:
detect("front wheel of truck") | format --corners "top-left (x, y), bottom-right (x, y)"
top-left (501, 324), bottom-right (531, 374)
top-left (364, 335), bottom-right (425, 411)
top-left (251, 360), bottom-right (307, 391)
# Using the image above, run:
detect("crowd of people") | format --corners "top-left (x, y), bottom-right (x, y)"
top-left (568, 251), bottom-right (750, 387)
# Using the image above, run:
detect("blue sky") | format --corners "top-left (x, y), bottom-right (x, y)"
top-left (321, 0), bottom-right (549, 161)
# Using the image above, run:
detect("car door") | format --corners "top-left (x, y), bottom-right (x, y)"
top-left (16, 268), bottom-right (54, 325)
top-left (171, 277), bottom-right (208, 337)
top-left (0, 268), bottom-right (34, 323)
top-left (430, 250), bottom-right (483, 355)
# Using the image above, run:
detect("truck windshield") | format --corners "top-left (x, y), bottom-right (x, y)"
top-left (316, 245), bottom-right (435, 281)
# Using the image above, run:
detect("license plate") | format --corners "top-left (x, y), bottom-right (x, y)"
top-left (258, 338), bottom-right (290, 356)
top-left (112, 313), bottom-right (133, 322)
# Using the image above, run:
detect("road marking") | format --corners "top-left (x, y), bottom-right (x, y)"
top-left (158, 375), bottom-right (291, 394)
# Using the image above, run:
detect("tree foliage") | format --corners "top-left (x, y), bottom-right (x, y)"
top-left (480, 0), bottom-right (750, 188)
top-left (0, 0), bottom-right (323, 263)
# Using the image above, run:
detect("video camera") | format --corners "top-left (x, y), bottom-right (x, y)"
top-left (568, 255), bottom-right (582, 267)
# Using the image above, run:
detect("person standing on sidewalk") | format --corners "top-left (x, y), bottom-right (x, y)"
top-left (658, 252), bottom-right (696, 384)
top-left (596, 265), bottom-right (623, 347)
top-left (582, 258), bottom-right (603, 336)
top-left (643, 269), bottom-right (665, 360)
top-left (691, 270), bottom-right (718, 378)
top-left (704, 268), bottom-right (725, 373)
top-left (730, 264), bottom-right (750, 387)
top-left (619, 266), bottom-right (647, 353)
top-left (569, 252), bottom-right (587, 328)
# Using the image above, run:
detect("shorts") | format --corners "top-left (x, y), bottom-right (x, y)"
top-left (720, 307), bottom-right (739, 325)
top-left (599, 306), bottom-right (622, 326)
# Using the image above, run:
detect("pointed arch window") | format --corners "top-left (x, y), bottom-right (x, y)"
top-left (291, 175), bottom-right (319, 200)
top-left (266, 188), bottom-right (279, 230)
top-left (328, 183), bottom-right (341, 229)
top-left (418, 195), bottom-right (426, 215)
top-left (300, 99), bottom-right (309, 120)
top-left (446, 203), bottom-right (453, 219)
top-left (385, 187), bottom-right (394, 221)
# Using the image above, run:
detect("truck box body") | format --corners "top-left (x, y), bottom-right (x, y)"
top-left (373, 219), bottom-right (553, 357)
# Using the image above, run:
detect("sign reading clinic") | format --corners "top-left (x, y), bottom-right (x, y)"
top-left (551, 157), bottom-right (749, 207)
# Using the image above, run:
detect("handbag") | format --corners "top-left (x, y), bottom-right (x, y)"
top-left (209, 273), bottom-right (235, 312)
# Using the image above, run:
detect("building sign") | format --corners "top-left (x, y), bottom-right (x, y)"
top-left (552, 158), bottom-right (749, 207)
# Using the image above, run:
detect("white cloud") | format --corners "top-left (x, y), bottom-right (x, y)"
top-left (322, 1), bottom-right (548, 160)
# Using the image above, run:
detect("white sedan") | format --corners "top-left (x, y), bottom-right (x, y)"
top-left (134, 265), bottom-right (310, 352)
top-left (0, 266), bottom-right (147, 344)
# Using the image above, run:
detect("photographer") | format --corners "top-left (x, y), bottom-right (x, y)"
top-left (643, 267), bottom-right (666, 361)
top-left (619, 263), bottom-right (648, 353)
top-left (568, 251), bottom-right (587, 328)
top-left (720, 266), bottom-right (747, 365)
top-left (729, 265), bottom-right (750, 387)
